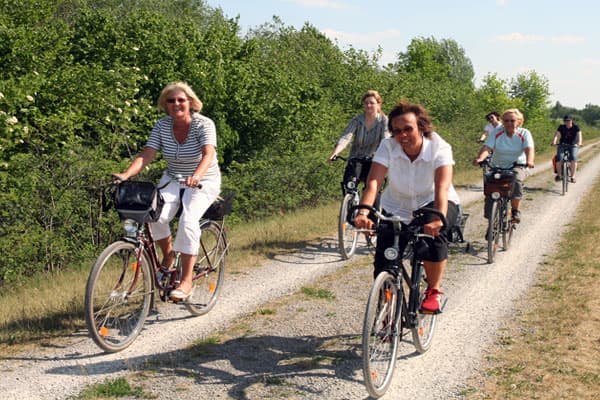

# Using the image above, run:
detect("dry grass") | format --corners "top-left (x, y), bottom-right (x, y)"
top-left (0, 267), bottom-right (88, 349)
top-left (463, 176), bottom-right (600, 399)
top-left (0, 199), bottom-right (340, 349)
top-left (224, 200), bottom-right (339, 274)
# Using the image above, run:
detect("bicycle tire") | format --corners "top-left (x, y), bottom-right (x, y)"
top-left (185, 220), bottom-right (227, 316)
top-left (362, 272), bottom-right (400, 398)
top-left (501, 201), bottom-right (510, 251)
top-left (562, 160), bottom-right (568, 195)
top-left (338, 193), bottom-right (359, 259)
top-left (506, 217), bottom-right (515, 248)
top-left (487, 200), bottom-right (500, 264)
top-left (85, 241), bottom-right (152, 353)
top-left (411, 263), bottom-right (437, 353)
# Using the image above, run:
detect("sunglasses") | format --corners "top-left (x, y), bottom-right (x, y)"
top-left (391, 127), bottom-right (413, 135)
top-left (167, 97), bottom-right (188, 104)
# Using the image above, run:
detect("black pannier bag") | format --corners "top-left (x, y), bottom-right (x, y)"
top-left (202, 191), bottom-right (235, 220)
top-left (113, 181), bottom-right (165, 224)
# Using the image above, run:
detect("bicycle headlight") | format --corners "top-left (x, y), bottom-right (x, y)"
top-left (346, 181), bottom-right (356, 190)
top-left (123, 219), bottom-right (139, 237)
top-left (494, 172), bottom-right (501, 179)
top-left (384, 247), bottom-right (399, 260)
top-left (491, 192), bottom-right (501, 200)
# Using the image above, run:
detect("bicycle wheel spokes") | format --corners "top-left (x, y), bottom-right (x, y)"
top-left (487, 200), bottom-right (500, 264)
top-left (562, 161), bottom-right (568, 195)
top-left (412, 270), bottom-right (437, 353)
top-left (85, 242), bottom-right (152, 353)
top-left (338, 193), bottom-right (359, 259)
top-left (362, 272), bottom-right (400, 398)
top-left (186, 221), bottom-right (226, 316)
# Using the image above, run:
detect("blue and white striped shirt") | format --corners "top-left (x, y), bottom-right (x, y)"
top-left (146, 112), bottom-right (220, 179)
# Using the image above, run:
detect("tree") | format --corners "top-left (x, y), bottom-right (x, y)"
top-left (509, 71), bottom-right (550, 122)
top-left (476, 73), bottom-right (512, 115)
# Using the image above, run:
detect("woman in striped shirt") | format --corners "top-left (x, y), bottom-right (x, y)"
top-left (114, 82), bottom-right (221, 300)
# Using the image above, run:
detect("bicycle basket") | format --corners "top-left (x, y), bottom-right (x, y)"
top-left (113, 181), bottom-right (164, 224)
top-left (202, 191), bottom-right (235, 220)
top-left (483, 170), bottom-right (516, 197)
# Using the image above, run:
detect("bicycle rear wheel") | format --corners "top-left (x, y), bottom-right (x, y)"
top-left (362, 272), bottom-right (400, 398)
top-left (185, 220), bottom-right (227, 316)
top-left (85, 241), bottom-right (152, 353)
top-left (487, 200), bottom-right (500, 264)
top-left (338, 193), bottom-right (359, 259)
top-left (411, 264), bottom-right (437, 353)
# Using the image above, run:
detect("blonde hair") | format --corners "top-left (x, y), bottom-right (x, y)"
top-left (362, 90), bottom-right (383, 114)
top-left (157, 81), bottom-right (203, 113)
top-left (502, 108), bottom-right (524, 127)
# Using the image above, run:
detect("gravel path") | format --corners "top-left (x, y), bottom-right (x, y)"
top-left (1, 144), bottom-right (599, 400)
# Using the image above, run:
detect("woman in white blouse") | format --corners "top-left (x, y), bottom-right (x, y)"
top-left (354, 101), bottom-right (460, 314)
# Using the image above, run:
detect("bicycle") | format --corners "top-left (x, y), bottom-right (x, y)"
top-left (479, 160), bottom-right (522, 264)
top-left (553, 144), bottom-right (577, 195)
top-left (84, 175), bottom-right (232, 353)
top-left (332, 155), bottom-right (377, 259)
top-left (355, 204), bottom-right (447, 398)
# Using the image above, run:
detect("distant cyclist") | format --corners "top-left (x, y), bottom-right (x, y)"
top-left (473, 108), bottom-right (535, 224)
top-left (328, 90), bottom-right (390, 192)
top-left (478, 111), bottom-right (502, 143)
top-left (552, 115), bottom-right (582, 183)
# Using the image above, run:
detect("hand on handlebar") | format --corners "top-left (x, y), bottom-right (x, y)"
top-left (353, 212), bottom-right (373, 230)
top-left (111, 173), bottom-right (128, 184)
top-left (423, 219), bottom-right (444, 237)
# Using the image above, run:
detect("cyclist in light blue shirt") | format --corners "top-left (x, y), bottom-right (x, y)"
top-left (473, 108), bottom-right (535, 223)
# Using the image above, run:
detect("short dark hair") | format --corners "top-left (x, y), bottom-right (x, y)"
top-left (388, 101), bottom-right (434, 138)
top-left (485, 111), bottom-right (500, 120)
top-left (563, 115), bottom-right (573, 121)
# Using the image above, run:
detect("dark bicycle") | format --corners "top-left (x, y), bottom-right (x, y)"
top-left (355, 204), bottom-right (447, 398)
top-left (479, 160), bottom-right (522, 263)
top-left (332, 155), bottom-right (377, 259)
top-left (84, 175), bottom-right (233, 352)
top-left (554, 144), bottom-right (577, 195)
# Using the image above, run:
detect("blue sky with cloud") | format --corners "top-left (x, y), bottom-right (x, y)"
top-left (207, 0), bottom-right (600, 109)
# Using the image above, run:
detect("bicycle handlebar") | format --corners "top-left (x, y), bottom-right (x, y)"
top-left (551, 143), bottom-right (579, 147)
top-left (349, 204), bottom-right (448, 232)
top-left (111, 174), bottom-right (202, 189)
top-left (477, 159), bottom-right (527, 170)
top-left (331, 155), bottom-right (372, 163)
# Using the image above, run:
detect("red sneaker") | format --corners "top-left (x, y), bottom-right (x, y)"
top-left (420, 288), bottom-right (443, 314)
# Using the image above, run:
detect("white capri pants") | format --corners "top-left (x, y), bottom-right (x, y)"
top-left (149, 172), bottom-right (221, 255)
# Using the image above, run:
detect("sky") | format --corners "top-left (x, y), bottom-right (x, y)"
top-left (205, 0), bottom-right (600, 110)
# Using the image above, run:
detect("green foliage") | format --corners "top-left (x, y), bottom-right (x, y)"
top-left (475, 73), bottom-right (513, 116)
top-left (388, 37), bottom-right (476, 123)
top-left (0, 0), bottom-right (593, 285)
top-left (77, 377), bottom-right (144, 399)
top-left (509, 71), bottom-right (550, 122)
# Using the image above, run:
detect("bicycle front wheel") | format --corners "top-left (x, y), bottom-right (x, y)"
top-left (338, 193), bottom-right (359, 259)
top-left (487, 200), bottom-right (500, 264)
top-left (562, 161), bottom-right (568, 195)
top-left (85, 241), bottom-right (152, 353)
top-left (185, 220), bottom-right (227, 316)
top-left (362, 272), bottom-right (400, 398)
top-left (411, 264), bottom-right (437, 353)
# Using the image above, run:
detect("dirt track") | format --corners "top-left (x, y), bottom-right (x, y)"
top-left (1, 144), bottom-right (599, 399)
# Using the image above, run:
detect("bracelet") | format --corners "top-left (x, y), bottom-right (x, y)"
top-left (192, 175), bottom-right (201, 180)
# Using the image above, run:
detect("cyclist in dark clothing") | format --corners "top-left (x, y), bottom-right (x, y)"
top-left (552, 115), bottom-right (582, 183)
